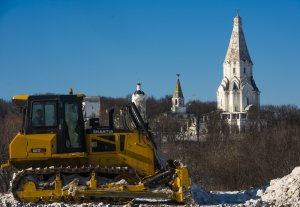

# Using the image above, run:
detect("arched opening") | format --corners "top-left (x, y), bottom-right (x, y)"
top-left (233, 83), bottom-right (238, 91)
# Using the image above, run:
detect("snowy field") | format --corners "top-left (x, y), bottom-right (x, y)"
top-left (3, 167), bottom-right (300, 206)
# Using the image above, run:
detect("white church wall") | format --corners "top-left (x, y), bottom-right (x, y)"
top-left (132, 83), bottom-right (147, 121)
top-left (217, 15), bottom-right (260, 117)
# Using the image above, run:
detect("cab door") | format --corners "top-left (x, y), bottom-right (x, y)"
top-left (57, 96), bottom-right (85, 153)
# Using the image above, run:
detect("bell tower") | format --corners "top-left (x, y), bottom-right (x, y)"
top-left (132, 82), bottom-right (147, 120)
top-left (171, 74), bottom-right (186, 114)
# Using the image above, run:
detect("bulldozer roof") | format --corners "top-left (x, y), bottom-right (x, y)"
top-left (12, 93), bottom-right (86, 107)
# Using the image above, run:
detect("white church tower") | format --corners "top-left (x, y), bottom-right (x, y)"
top-left (171, 74), bottom-right (186, 114)
top-left (132, 82), bottom-right (147, 120)
top-left (217, 15), bottom-right (260, 127)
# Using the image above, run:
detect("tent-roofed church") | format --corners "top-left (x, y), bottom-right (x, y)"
top-left (217, 15), bottom-right (260, 128)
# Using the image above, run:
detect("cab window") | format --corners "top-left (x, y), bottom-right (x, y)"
top-left (31, 102), bottom-right (57, 127)
top-left (65, 102), bottom-right (82, 148)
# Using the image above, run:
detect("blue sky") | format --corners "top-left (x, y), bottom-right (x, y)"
top-left (0, 0), bottom-right (299, 106)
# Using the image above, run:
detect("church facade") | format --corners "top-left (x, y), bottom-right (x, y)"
top-left (217, 15), bottom-right (260, 128)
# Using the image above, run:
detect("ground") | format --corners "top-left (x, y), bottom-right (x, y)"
top-left (3, 167), bottom-right (300, 206)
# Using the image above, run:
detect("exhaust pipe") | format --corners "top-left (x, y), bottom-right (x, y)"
top-left (109, 109), bottom-right (114, 129)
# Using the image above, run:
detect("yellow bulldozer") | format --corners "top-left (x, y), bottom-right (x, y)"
top-left (1, 90), bottom-right (192, 204)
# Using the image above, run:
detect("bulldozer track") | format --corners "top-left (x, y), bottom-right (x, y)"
top-left (11, 165), bottom-right (137, 203)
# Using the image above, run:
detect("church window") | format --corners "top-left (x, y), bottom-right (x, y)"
top-left (244, 67), bottom-right (246, 74)
top-left (247, 97), bottom-right (249, 105)
top-left (233, 68), bottom-right (236, 74)
top-left (233, 83), bottom-right (238, 90)
top-left (175, 99), bottom-right (177, 105)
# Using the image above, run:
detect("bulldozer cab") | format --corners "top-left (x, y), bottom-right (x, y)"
top-left (15, 94), bottom-right (86, 154)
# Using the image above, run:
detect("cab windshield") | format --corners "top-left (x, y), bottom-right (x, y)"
top-left (31, 101), bottom-right (57, 127)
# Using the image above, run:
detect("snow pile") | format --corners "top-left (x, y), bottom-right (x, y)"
top-left (260, 166), bottom-right (300, 206)
top-left (0, 193), bottom-right (19, 206)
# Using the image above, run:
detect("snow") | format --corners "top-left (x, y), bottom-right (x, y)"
top-left (259, 166), bottom-right (300, 206)
top-left (4, 166), bottom-right (300, 206)
top-left (192, 184), bottom-right (262, 206)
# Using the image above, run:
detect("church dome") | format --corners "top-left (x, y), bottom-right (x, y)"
top-left (133, 83), bottom-right (145, 95)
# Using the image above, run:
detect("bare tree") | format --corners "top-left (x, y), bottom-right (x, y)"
top-left (0, 99), bottom-right (22, 192)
